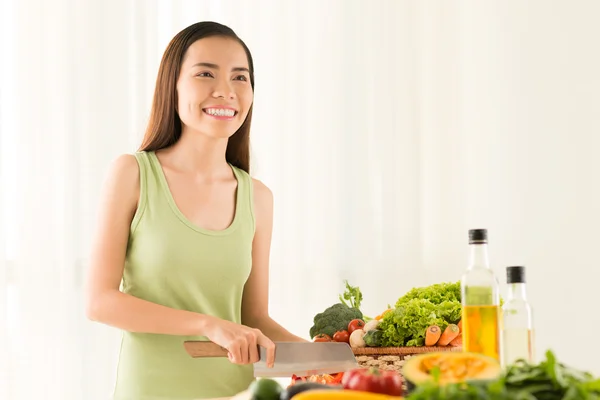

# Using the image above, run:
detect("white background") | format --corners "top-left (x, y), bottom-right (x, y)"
top-left (1, 1), bottom-right (599, 399)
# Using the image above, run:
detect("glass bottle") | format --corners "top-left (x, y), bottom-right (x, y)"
top-left (460, 229), bottom-right (501, 361)
top-left (502, 266), bottom-right (535, 366)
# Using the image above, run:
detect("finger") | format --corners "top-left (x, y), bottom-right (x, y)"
top-left (257, 334), bottom-right (276, 368)
top-left (238, 337), bottom-right (249, 364)
top-left (248, 332), bottom-right (260, 364)
top-left (228, 345), bottom-right (242, 365)
top-left (241, 335), bottom-right (253, 364)
top-left (241, 343), bottom-right (249, 365)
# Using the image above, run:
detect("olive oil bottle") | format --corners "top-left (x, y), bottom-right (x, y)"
top-left (460, 229), bottom-right (501, 362)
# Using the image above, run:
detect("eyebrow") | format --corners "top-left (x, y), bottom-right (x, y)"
top-left (192, 62), bottom-right (250, 73)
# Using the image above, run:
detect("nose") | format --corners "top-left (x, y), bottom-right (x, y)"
top-left (212, 77), bottom-right (235, 100)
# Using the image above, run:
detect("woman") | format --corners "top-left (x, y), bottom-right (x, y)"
top-left (85, 21), bottom-right (305, 399)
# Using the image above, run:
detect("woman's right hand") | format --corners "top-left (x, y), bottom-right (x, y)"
top-left (203, 316), bottom-right (276, 368)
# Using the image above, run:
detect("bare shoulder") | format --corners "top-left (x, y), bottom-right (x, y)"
top-left (252, 178), bottom-right (273, 210)
top-left (101, 153), bottom-right (140, 211)
top-left (107, 153), bottom-right (139, 179)
top-left (252, 178), bottom-right (273, 220)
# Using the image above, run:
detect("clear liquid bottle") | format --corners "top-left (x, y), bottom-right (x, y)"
top-left (460, 229), bottom-right (501, 362)
top-left (502, 266), bottom-right (535, 366)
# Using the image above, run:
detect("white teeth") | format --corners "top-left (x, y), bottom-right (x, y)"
top-left (204, 108), bottom-right (235, 117)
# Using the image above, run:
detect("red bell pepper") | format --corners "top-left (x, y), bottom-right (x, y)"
top-left (330, 372), bottom-right (344, 384)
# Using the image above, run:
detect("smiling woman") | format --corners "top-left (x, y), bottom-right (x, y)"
top-left (3, 2), bottom-right (600, 399)
top-left (84, 21), bottom-right (304, 400)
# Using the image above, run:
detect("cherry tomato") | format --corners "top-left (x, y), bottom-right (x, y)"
top-left (313, 333), bottom-right (332, 342)
top-left (333, 329), bottom-right (350, 343)
top-left (347, 319), bottom-right (365, 334)
top-left (342, 367), bottom-right (403, 396)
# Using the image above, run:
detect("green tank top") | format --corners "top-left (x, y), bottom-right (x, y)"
top-left (113, 151), bottom-right (255, 399)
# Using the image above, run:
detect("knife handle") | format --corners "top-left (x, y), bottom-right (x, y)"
top-left (183, 341), bottom-right (230, 358)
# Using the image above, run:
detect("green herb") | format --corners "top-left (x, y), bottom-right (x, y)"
top-left (339, 280), bottom-right (363, 310)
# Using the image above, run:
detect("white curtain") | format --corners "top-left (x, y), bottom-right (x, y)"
top-left (1, 0), bottom-right (599, 399)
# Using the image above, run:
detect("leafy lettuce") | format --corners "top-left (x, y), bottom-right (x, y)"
top-left (379, 282), bottom-right (462, 347)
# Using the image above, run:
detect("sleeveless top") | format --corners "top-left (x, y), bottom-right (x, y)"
top-left (112, 151), bottom-right (255, 399)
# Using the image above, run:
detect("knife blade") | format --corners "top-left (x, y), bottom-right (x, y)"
top-left (183, 340), bottom-right (358, 378)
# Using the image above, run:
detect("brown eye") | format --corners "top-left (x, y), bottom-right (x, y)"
top-left (196, 72), bottom-right (214, 78)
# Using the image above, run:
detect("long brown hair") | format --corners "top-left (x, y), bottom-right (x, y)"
top-left (138, 21), bottom-right (255, 173)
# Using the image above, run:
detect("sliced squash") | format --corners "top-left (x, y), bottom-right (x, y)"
top-left (402, 351), bottom-right (501, 392)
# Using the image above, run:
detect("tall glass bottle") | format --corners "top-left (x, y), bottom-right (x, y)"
top-left (502, 266), bottom-right (535, 366)
top-left (460, 229), bottom-right (501, 361)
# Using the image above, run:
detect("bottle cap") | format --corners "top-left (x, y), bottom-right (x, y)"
top-left (506, 266), bottom-right (526, 284)
top-left (469, 229), bottom-right (488, 244)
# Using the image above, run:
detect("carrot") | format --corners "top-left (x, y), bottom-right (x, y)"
top-left (449, 333), bottom-right (462, 347)
top-left (457, 319), bottom-right (462, 332)
top-left (425, 325), bottom-right (442, 346)
top-left (375, 309), bottom-right (392, 321)
top-left (437, 324), bottom-right (460, 346)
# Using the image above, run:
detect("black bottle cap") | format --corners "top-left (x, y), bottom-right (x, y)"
top-left (507, 266), bottom-right (526, 284)
top-left (469, 229), bottom-right (488, 244)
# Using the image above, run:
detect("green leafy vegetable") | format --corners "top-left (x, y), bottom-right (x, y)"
top-left (379, 282), bottom-right (462, 347)
top-left (339, 280), bottom-right (363, 310)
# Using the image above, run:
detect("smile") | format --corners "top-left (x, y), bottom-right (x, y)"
top-left (203, 107), bottom-right (237, 118)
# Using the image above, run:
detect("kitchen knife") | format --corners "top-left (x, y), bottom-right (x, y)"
top-left (183, 340), bottom-right (358, 378)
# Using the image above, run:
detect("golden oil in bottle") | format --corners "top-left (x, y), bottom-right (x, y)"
top-left (460, 229), bottom-right (501, 362)
top-left (463, 304), bottom-right (500, 361)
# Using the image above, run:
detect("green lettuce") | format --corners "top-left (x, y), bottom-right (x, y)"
top-left (379, 282), bottom-right (462, 347)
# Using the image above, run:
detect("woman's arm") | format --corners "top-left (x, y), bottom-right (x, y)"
top-left (241, 179), bottom-right (308, 342)
top-left (85, 154), bottom-right (212, 336)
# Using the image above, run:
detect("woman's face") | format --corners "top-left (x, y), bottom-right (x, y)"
top-left (176, 36), bottom-right (253, 139)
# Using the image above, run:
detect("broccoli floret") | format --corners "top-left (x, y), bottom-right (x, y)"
top-left (309, 303), bottom-right (363, 339)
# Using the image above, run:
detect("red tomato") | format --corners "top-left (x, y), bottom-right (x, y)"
top-left (333, 330), bottom-right (350, 343)
top-left (313, 333), bottom-right (332, 342)
top-left (342, 367), bottom-right (403, 396)
top-left (347, 319), bottom-right (365, 334)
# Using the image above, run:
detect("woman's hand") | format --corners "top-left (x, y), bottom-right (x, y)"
top-left (204, 316), bottom-right (276, 367)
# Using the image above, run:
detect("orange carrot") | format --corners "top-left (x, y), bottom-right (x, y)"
top-left (437, 324), bottom-right (460, 346)
top-left (375, 309), bottom-right (393, 321)
top-left (425, 325), bottom-right (442, 346)
top-left (457, 319), bottom-right (462, 332)
top-left (449, 333), bottom-right (462, 347)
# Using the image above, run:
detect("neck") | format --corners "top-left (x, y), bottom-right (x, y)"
top-left (166, 129), bottom-right (230, 177)
top-left (468, 243), bottom-right (490, 270)
top-left (508, 283), bottom-right (528, 300)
